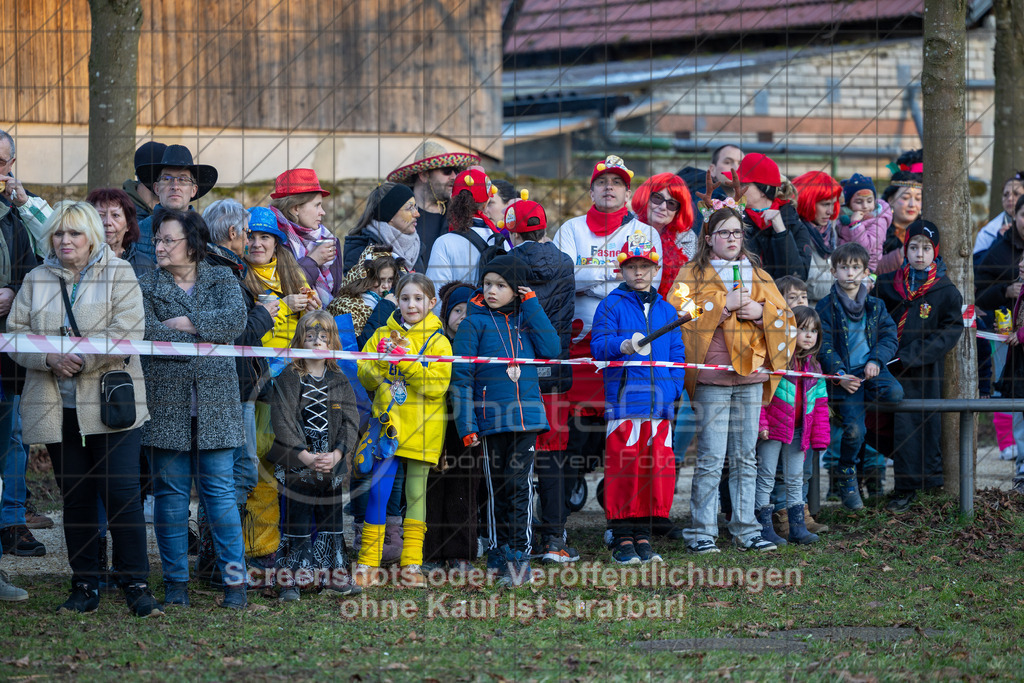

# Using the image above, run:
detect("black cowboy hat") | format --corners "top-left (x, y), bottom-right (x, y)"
top-left (136, 144), bottom-right (218, 199)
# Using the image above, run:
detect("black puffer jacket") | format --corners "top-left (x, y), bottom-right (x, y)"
top-left (0, 197), bottom-right (42, 398)
top-left (742, 201), bottom-right (812, 281)
top-left (511, 241), bottom-right (575, 393)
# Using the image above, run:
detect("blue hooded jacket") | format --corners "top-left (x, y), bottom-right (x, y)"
top-left (451, 291), bottom-right (560, 439)
top-left (591, 284), bottom-right (687, 420)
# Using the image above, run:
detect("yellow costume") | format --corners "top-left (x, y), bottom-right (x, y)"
top-left (668, 262), bottom-right (795, 403)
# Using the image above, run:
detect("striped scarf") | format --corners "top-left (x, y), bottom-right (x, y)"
top-left (892, 262), bottom-right (938, 340)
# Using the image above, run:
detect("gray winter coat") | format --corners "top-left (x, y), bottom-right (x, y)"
top-left (139, 261), bottom-right (247, 451)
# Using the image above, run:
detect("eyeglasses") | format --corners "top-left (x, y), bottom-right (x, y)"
top-left (649, 194), bottom-right (681, 212)
top-left (0, 155), bottom-right (12, 167)
top-left (156, 175), bottom-right (196, 187)
top-left (712, 229), bottom-right (744, 240)
top-left (152, 236), bottom-right (187, 248)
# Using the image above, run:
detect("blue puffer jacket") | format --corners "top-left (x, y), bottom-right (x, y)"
top-left (452, 292), bottom-right (560, 439)
top-left (591, 285), bottom-right (686, 420)
top-left (816, 288), bottom-right (899, 375)
top-left (511, 241), bottom-right (575, 393)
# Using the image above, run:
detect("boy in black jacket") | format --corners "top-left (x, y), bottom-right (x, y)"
top-left (874, 221), bottom-right (963, 512)
top-left (816, 243), bottom-right (904, 512)
top-left (504, 198), bottom-right (581, 564)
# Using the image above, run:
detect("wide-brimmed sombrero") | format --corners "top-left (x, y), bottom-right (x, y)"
top-left (386, 141), bottom-right (480, 184)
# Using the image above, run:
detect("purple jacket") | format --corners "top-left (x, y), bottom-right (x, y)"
top-left (758, 358), bottom-right (830, 450)
top-left (838, 199), bottom-right (892, 273)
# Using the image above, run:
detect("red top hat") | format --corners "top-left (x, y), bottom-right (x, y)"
top-left (271, 168), bottom-right (331, 199)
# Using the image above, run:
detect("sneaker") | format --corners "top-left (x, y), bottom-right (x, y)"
top-left (0, 570), bottom-right (28, 602)
top-left (686, 539), bottom-right (720, 555)
top-left (733, 535), bottom-right (777, 552)
top-left (57, 583), bottom-right (100, 614)
top-left (539, 537), bottom-right (580, 564)
top-left (486, 545), bottom-right (510, 578)
top-left (1013, 478), bottom-right (1024, 495)
top-left (498, 550), bottom-right (532, 587)
top-left (399, 565), bottom-right (427, 589)
top-left (162, 581), bottom-right (190, 608)
top-left (885, 490), bottom-right (917, 513)
top-left (611, 539), bottom-right (642, 565)
top-left (322, 574), bottom-right (361, 596)
top-left (124, 583), bottom-right (163, 618)
top-left (603, 529), bottom-right (615, 548)
top-left (633, 539), bottom-right (663, 564)
top-left (352, 564), bottom-right (382, 588)
top-left (0, 525), bottom-right (46, 557)
top-left (279, 586), bottom-right (301, 602)
top-left (220, 585), bottom-right (247, 610)
top-left (143, 495), bottom-right (155, 524)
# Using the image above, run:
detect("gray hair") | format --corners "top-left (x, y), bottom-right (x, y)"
top-left (202, 199), bottom-right (249, 245)
top-left (0, 129), bottom-right (14, 156)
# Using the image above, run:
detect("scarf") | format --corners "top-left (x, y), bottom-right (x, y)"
top-left (709, 257), bottom-right (754, 290)
top-left (893, 260), bottom-right (941, 339)
top-left (745, 198), bottom-right (787, 230)
top-left (250, 259), bottom-right (281, 294)
top-left (833, 282), bottom-right (868, 322)
top-left (370, 219), bottom-right (422, 271)
top-left (270, 206), bottom-right (335, 302)
top-left (586, 205), bottom-right (631, 237)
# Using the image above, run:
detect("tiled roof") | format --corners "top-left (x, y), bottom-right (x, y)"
top-left (505, 0), bottom-right (925, 55)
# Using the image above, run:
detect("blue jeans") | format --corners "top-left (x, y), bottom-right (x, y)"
top-left (673, 389), bottom-right (696, 466)
top-left (151, 446), bottom-right (247, 586)
top-left (830, 368), bottom-right (904, 471)
top-left (0, 400), bottom-right (12, 562)
top-left (683, 383), bottom-right (761, 546)
top-left (756, 428), bottom-right (806, 509)
top-left (1, 396), bottom-right (29, 529)
top-left (233, 402), bottom-right (258, 507)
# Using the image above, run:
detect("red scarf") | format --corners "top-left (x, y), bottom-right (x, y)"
top-left (745, 198), bottom-right (787, 230)
top-left (657, 231), bottom-right (689, 298)
top-left (586, 205), bottom-right (630, 237)
top-left (892, 262), bottom-right (938, 340)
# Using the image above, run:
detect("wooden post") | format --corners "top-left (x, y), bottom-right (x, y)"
top-left (87, 0), bottom-right (143, 190)
top-left (922, 0), bottom-right (977, 493)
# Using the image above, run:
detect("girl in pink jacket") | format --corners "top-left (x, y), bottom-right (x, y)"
top-left (838, 174), bottom-right (892, 274)
top-left (755, 306), bottom-right (831, 545)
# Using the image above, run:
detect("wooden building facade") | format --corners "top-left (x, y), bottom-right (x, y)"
top-left (1, 0), bottom-right (503, 185)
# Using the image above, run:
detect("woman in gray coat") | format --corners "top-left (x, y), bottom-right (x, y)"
top-left (139, 208), bottom-right (248, 610)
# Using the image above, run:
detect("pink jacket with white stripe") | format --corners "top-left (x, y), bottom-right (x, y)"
top-left (758, 357), bottom-right (831, 450)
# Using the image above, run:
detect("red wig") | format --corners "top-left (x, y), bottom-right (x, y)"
top-left (86, 187), bottom-right (140, 248)
top-left (792, 171), bottom-right (841, 225)
top-left (631, 173), bottom-right (695, 235)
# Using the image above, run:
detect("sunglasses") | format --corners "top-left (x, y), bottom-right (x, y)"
top-left (649, 194), bottom-right (681, 212)
top-left (439, 166), bottom-right (460, 175)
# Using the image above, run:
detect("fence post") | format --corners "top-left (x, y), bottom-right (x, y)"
top-left (959, 410), bottom-right (974, 515)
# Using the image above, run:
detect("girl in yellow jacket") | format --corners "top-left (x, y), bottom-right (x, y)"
top-left (356, 273), bottom-right (452, 587)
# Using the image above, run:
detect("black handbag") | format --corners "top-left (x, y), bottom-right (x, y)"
top-left (59, 278), bottom-right (137, 429)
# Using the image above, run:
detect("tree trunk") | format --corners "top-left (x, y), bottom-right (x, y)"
top-left (87, 0), bottom-right (143, 190)
top-left (922, 0), bottom-right (976, 495)
top-left (988, 0), bottom-right (1024, 218)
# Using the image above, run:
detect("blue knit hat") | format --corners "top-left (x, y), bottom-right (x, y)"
top-left (842, 173), bottom-right (876, 206)
top-left (441, 283), bottom-right (474, 322)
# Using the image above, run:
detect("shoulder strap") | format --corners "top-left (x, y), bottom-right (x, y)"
top-left (455, 229), bottom-right (490, 253)
top-left (58, 278), bottom-right (81, 337)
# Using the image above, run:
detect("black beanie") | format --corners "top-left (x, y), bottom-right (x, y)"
top-left (480, 253), bottom-right (526, 291)
top-left (905, 219), bottom-right (940, 255)
top-left (375, 184), bottom-right (415, 223)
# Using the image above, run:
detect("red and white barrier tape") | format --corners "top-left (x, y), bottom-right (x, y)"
top-left (0, 332), bottom-right (847, 380)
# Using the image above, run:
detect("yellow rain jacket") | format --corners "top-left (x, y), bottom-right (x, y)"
top-left (359, 312), bottom-right (452, 465)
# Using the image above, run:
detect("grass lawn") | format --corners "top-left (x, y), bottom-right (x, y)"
top-left (1, 489), bottom-right (1022, 682)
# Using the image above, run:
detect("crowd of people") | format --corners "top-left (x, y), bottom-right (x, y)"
top-left (0, 130), bottom-right (1019, 616)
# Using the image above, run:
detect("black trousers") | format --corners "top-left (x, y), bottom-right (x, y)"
top-left (424, 447), bottom-right (481, 562)
top-left (482, 432), bottom-right (536, 554)
top-left (534, 449), bottom-right (577, 540)
top-left (48, 409), bottom-right (149, 590)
